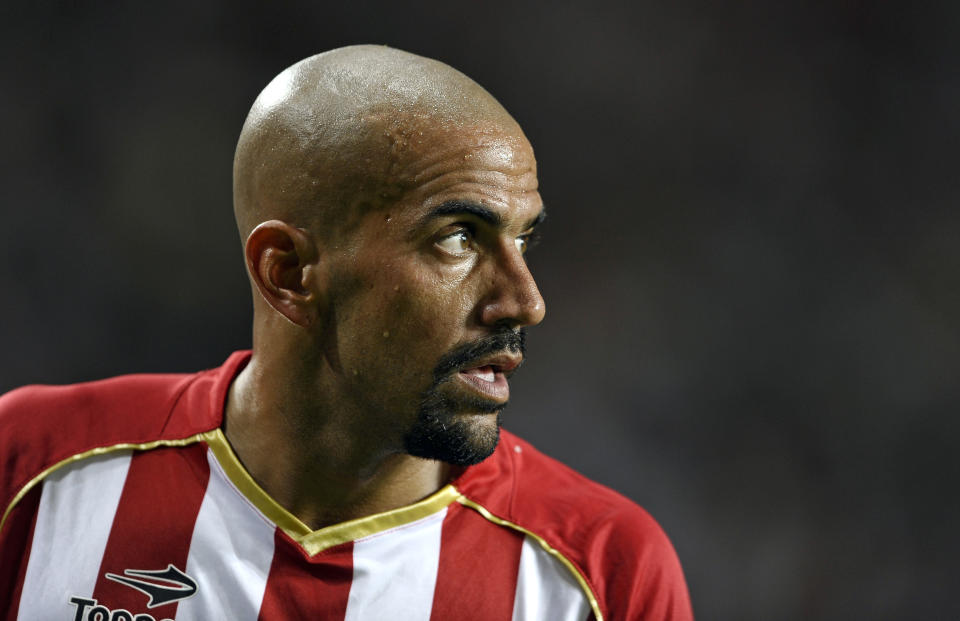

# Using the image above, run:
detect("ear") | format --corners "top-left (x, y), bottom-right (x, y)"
top-left (245, 220), bottom-right (321, 327)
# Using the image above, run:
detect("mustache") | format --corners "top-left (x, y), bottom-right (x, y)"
top-left (432, 328), bottom-right (526, 382)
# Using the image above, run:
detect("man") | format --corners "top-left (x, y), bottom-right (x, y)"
top-left (0, 46), bottom-right (693, 620)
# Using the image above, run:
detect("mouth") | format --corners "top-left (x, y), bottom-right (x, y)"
top-left (455, 355), bottom-right (521, 403)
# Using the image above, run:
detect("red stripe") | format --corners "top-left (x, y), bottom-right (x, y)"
top-left (91, 444), bottom-right (210, 617)
top-left (258, 531), bottom-right (354, 620)
top-left (0, 484), bottom-right (42, 621)
top-left (429, 501), bottom-right (525, 620)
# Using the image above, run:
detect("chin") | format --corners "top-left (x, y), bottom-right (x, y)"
top-left (403, 409), bottom-right (502, 467)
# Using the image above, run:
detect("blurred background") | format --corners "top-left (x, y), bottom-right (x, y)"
top-left (1, 1), bottom-right (957, 618)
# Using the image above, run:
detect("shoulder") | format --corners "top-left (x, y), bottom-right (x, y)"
top-left (0, 371), bottom-right (198, 448)
top-left (0, 369), bottom-right (215, 526)
top-left (460, 430), bottom-right (694, 620)
top-left (0, 372), bottom-right (196, 427)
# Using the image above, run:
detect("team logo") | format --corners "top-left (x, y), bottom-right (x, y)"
top-left (68, 564), bottom-right (197, 621)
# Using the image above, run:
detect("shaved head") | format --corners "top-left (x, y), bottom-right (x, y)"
top-left (233, 45), bottom-right (524, 242)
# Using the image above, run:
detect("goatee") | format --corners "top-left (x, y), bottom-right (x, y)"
top-left (403, 329), bottom-right (525, 466)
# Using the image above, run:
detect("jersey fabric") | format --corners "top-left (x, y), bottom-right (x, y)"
top-left (0, 351), bottom-right (693, 620)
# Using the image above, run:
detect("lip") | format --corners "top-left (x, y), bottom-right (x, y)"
top-left (455, 353), bottom-right (522, 403)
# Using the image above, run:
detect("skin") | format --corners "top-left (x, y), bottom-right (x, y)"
top-left (225, 46), bottom-right (546, 530)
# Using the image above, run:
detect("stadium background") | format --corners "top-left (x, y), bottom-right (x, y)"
top-left (1, 2), bottom-right (956, 618)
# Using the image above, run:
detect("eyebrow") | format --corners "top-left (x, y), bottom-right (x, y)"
top-left (428, 200), bottom-right (547, 230)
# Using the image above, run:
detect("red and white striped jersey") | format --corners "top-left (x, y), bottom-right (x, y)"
top-left (0, 352), bottom-right (693, 620)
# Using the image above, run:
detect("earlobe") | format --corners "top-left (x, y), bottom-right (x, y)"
top-left (245, 220), bottom-right (321, 327)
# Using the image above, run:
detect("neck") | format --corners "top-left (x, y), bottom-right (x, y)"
top-left (223, 352), bottom-right (451, 530)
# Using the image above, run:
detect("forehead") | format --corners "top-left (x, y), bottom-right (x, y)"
top-left (388, 119), bottom-right (542, 222)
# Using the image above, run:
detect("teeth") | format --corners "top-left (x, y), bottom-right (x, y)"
top-left (465, 365), bottom-right (496, 382)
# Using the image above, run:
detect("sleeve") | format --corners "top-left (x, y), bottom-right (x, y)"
top-left (579, 504), bottom-right (694, 621)
top-left (0, 485), bottom-right (41, 620)
top-left (0, 387), bottom-right (48, 620)
top-left (491, 433), bottom-right (694, 621)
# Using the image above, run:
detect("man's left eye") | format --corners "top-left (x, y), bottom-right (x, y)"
top-left (516, 231), bottom-right (538, 254)
top-left (435, 229), bottom-right (473, 255)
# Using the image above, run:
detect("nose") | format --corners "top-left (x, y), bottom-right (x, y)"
top-left (478, 244), bottom-right (546, 328)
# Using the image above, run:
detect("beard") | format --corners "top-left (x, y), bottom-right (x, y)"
top-left (402, 329), bottom-right (525, 466)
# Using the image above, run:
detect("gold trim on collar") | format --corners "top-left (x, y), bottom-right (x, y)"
top-left (456, 495), bottom-right (604, 621)
top-left (205, 428), bottom-right (460, 556)
top-left (0, 431), bottom-right (216, 535)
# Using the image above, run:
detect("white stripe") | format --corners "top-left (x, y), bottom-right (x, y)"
top-left (18, 451), bottom-right (133, 619)
top-left (176, 449), bottom-right (276, 621)
top-left (512, 536), bottom-right (591, 621)
top-left (343, 508), bottom-right (447, 621)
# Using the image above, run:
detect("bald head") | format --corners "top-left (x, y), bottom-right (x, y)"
top-left (233, 45), bottom-right (523, 242)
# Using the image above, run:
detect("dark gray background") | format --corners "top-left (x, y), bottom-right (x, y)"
top-left (2, 2), bottom-right (956, 618)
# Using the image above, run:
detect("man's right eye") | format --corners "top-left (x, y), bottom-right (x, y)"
top-left (435, 229), bottom-right (473, 255)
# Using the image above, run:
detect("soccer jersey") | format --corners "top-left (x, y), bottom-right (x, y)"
top-left (0, 351), bottom-right (693, 620)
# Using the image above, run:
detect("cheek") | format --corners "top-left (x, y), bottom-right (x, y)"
top-left (372, 273), bottom-right (474, 373)
top-left (330, 249), bottom-right (478, 379)
top-left (386, 276), bottom-right (466, 343)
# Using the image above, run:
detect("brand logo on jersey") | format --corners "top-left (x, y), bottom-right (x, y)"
top-left (67, 564), bottom-right (197, 621)
top-left (104, 564), bottom-right (198, 608)
top-left (68, 596), bottom-right (172, 621)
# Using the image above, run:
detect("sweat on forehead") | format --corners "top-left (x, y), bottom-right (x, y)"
top-left (232, 45), bottom-right (523, 241)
